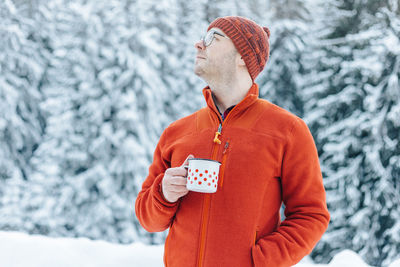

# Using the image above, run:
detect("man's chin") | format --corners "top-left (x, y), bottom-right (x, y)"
top-left (194, 66), bottom-right (204, 77)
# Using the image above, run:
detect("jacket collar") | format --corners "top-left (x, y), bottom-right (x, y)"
top-left (202, 83), bottom-right (259, 121)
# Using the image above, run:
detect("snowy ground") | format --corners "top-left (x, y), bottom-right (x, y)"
top-left (1, 231), bottom-right (399, 267)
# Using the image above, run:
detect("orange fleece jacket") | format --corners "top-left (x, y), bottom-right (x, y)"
top-left (135, 83), bottom-right (330, 267)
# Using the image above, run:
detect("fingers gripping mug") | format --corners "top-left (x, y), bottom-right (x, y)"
top-left (186, 158), bottom-right (221, 193)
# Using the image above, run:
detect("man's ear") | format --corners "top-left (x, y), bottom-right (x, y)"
top-left (237, 55), bottom-right (246, 67)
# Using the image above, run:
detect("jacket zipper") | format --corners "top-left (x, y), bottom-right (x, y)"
top-left (197, 135), bottom-right (220, 267)
top-left (197, 106), bottom-right (236, 267)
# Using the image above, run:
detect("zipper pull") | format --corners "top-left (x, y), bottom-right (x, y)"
top-left (213, 124), bottom-right (222, 144)
top-left (222, 141), bottom-right (229, 154)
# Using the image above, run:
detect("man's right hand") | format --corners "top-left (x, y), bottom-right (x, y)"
top-left (161, 155), bottom-right (194, 203)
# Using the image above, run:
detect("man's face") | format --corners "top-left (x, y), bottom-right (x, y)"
top-left (194, 28), bottom-right (239, 80)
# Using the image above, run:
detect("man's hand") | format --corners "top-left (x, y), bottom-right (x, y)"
top-left (161, 154), bottom-right (194, 203)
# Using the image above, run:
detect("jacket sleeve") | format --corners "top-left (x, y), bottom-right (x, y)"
top-left (252, 117), bottom-right (330, 267)
top-left (135, 127), bottom-right (179, 232)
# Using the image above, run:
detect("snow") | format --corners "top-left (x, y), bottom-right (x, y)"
top-left (0, 231), bottom-right (163, 267)
top-left (3, 231), bottom-right (399, 267)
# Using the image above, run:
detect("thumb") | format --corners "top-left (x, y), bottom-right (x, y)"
top-left (181, 154), bottom-right (195, 168)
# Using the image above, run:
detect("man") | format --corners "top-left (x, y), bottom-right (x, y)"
top-left (135, 16), bottom-right (330, 267)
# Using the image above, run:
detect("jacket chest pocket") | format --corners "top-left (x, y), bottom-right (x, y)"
top-left (218, 139), bottom-right (230, 188)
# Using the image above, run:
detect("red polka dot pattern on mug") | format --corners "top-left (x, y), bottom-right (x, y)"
top-left (187, 168), bottom-right (219, 191)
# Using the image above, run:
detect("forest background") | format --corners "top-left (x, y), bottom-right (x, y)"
top-left (1, 0), bottom-right (399, 266)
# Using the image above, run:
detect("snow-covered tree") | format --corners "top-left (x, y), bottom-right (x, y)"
top-left (0, 0), bottom-right (45, 182)
top-left (302, 0), bottom-right (400, 265)
top-left (256, 0), bottom-right (315, 117)
top-left (26, 0), bottom-right (169, 243)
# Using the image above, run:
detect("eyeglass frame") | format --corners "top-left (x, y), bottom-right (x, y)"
top-left (200, 29), bottom-right (226, 47)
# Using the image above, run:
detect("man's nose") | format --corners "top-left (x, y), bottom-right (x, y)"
top-left (194, 40), bottom-right (205, 50)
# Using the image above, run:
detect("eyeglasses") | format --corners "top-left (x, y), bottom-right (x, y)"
top-left (200, 30), bottom-right (226, 47)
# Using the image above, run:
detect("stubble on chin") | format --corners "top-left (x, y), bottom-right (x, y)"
top-left (194, 62), bottom-right (205, 77)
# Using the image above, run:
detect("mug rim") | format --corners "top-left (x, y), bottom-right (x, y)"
top-left (188, 158), bottom-right (221, 164)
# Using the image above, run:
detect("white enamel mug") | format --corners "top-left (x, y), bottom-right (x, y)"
top-left (186, 158), bottom-right (221, 193)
